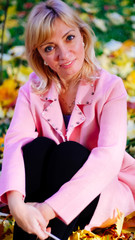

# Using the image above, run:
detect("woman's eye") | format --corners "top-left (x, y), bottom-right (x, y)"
top-left (44, 46), bottom-right (54, 53)
top-left (67, 35), bottom-right (75, 41)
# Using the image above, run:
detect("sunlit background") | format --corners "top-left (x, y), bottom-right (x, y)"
top-left (0, 0), bottom-right (135, 238)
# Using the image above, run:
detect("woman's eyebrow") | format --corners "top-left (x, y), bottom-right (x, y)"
top-left (62, 29), bottom-right (75, 39)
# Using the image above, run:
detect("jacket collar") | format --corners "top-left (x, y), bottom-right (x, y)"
top-left (40, 80), bottom-right (95, 105)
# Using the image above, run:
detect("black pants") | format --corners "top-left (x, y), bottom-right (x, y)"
top-left (13, 137), bottom-right (100, 240)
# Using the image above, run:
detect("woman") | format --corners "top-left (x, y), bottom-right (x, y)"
top-left (0, 0), bottom-right (135, 239)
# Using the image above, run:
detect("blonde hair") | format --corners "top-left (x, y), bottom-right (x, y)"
top-left (25, 0), bottom-right (100, 93)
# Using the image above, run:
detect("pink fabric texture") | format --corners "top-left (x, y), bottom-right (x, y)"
top-left (0, 69), bottom-right (135, 230)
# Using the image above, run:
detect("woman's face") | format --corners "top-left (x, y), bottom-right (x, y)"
top-left (38, 18), bottom-right (85, 84)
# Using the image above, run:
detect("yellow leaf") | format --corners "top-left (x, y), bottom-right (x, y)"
top-left (79, 13), bottom-right (90, 22)
top-left (20, 65), bottom-right (32, 75)
top-left (124, 212), bottom-right (135, 222)
top-left (127, 71), bottom-right (135, 84)
top-left (112, 40), bottom-right (135, 57)
top-left (5, 19), bottom-right (19, 29)
top-left (0, 78), bottom-right (18, 107)
top-left (0, 137), bottom-right (4, 146)
top-left (7, 6), bottom-right (17, 16)
top-left (120, 0), bottom-right (130, 7)
top-left (0, 105), bottom-right (6, 118)
top-left (122, 40), bottom-right (135, 49)
top-left (0, 29), bottom-right (10, 43)
top-left (68, 229), bottom-right (101, 240)
top-left (17, 65), bottom-right (33, 82)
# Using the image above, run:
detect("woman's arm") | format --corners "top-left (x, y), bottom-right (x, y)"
top-left (1, 78), bottom-right (57, 237)
top-left (0, 80), bottom-right (38, 203)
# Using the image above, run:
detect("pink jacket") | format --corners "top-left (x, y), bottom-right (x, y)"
top-left (0, 69), bottom-right (135, 230)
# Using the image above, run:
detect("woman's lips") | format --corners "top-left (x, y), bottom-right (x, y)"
top-left (60, 59), bottom-right (75, 68)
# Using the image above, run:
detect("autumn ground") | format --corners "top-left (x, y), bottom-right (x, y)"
top-left (0, 0), bottom-right (135, 239)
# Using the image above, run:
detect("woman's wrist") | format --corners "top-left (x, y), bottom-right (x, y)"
top-left (7, 191), bottom-right (24, 214)
top-left (36, 202), bottom-right (57, 221)
top-left (44, 202), bottom-right (57, 219)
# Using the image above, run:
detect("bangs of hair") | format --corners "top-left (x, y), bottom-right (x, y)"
top-left (25, 11), bottom-right (57, 52)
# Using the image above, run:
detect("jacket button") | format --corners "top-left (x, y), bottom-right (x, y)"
top-left (76, 122), bottom-right (80, 124)
top-left (47, 119), bottom-right (51, 122)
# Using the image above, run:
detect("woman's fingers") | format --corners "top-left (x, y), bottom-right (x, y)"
top-left (33, 221), bottom-right (46, 240)
top-left (46, 227), bottom-right (51, 233)
top-left (34, 224), bottom-right (51, 240)
top-left (15, 204), bottom-right (48, 238)
top-left (25, 202), bottom-right (54, 239)
top-left (7, 193), bottom-right (50, 239)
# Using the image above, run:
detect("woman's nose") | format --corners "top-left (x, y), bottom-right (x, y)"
top-left (57, 45), bottom-right (70, 60)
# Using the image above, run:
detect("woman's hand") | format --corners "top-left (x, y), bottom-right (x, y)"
top-left (7, 191), bottom-right (49, 239)
top-left (27, 202), bottom-right (56, 222)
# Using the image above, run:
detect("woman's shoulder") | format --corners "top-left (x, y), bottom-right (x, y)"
top-left (99, 68), bottom-right (127, 95)
top-left (100, 68), bottom-right (123, 84)
top-left (20, 72), bottom-right (40, 93)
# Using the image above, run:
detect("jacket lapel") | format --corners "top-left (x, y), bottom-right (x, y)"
top-left (40, 84), bottom-right (66, 141)
top-left (40, 80), bottom-right (95, 141)
top-left (66, 81), bottom-right (95, 140)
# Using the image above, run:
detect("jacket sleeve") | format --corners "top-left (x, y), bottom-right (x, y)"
top-left (45, 76), bottom-right (128, 224)
top-left (0, 81), bottom-right (38, 203)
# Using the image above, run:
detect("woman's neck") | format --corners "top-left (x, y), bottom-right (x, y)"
top-left (59, 81), bottom-right (79, 115)
top-left (59, 71), bottom-right (81, 91)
